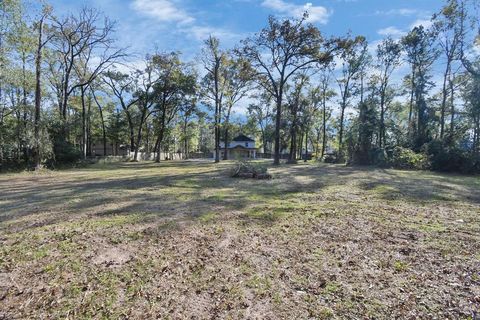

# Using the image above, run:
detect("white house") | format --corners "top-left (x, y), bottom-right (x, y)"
top-left (219, 134), bottom-right (257, 159)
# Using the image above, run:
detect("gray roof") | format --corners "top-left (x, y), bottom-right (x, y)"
top-left (232, 134), bottom-right (255, 142)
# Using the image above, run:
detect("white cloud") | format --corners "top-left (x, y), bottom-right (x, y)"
top-left (377, 17), bottom-right (434, 40)
top-left (261, 0), bottom-right (331, 24)
top-left (375, 8), bottom-right (418, 16)
top-left (131, 0), bottom-right (195, 24)
top-left (130, 0), bottom-right (244, 51)
top-left (377, 26), bottom-right (406, 38)
top-left (186, 26), bottom-right (241, 42)
top-left (410, 19), bottom-right (433, 30)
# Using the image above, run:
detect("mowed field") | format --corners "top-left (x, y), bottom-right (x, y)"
top-left (0, 160), bottom-right (479, 319)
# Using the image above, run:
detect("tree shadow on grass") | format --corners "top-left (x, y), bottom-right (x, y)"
top-left (356, 168), bottom-right (480, 203)
top-left (1, 161), bottom-right (479, 234)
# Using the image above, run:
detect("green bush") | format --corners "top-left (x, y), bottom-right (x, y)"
top-left (423, 140), bottom-right (479, 173)
top-left (388, 147), bottom-right (429, 170)
top-left (53, 140), bottom-right (82, 164)
top-left (372, 148), bottom-right (388, 167)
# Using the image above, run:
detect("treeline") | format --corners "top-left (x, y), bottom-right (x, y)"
top-left (1, 0), bottom-right (480, 173)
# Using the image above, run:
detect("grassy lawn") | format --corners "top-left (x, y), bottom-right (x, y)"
top-left (0, 160), bottom-right (479, 319)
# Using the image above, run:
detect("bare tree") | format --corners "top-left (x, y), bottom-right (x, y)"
top-left (74, 44), bottom-right (125, 158)
top-left (103, 70), bottom-right (139, 153)
top-left (51, 7), bottom-right (124, 142)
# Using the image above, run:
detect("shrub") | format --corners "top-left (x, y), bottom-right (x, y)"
top-left (423, 140), bottom-right (479, 173)
top-left (51, 139), bottom-right (82, 165)
top-left (47, 122), bottom-right (82, 167)
top-left (388, 146), bottom-right (429, 170)
top-left (371, 148), bottom-right (388, 167)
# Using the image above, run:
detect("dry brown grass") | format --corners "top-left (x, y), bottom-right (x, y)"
top-left (0, 160), bottom-right (479, 319)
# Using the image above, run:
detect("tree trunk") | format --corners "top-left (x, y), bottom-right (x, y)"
top-left (133, 108), bottom-right (147, 161)
top-left (33, 19), bottom-right (44, 170)
top-left (21, 52), bottom-right (28, 162)
top-left (145, 124), bottom-right (151, 155)
top-left (87, 94), bottom-right (92, 156)
top-left (155, 128), bottom-right (166, 163)
top-left (304, 129), bottom-right (308, 162)
top-left (297, 131), bottom-right (303, 161)
top-left (223, 108), bottom-right (232, 160)
top-left (61, 56), bottom-right (73, 132)
top-left (183, 116), bottom-right (188, 159)
top-left (214, 60), bottom-right (221, 163)
top-left (338, 104), bottom-right (346, 158)
top-left (261, 128), bottom-right (267, 156)
top-left (408, 68), bottom-right (416, 139)
top-left (223, 127), bottom-right (229, 160)
top-left (274, 92), bottom-right (282, 165)
top-left (92, 91), bottom-right (107, 156)
top-left (440, 67), bottom-right (450, 139)
top-left (449, 75), bottom-right (455, 135)
top-left (321, 97), bottom-right (327, 158)
top-left (126, 114), bottom-right (135, 152)
top-left (315, 127), bottom-right (321, 159)
top-left (288, 126), bottom-right (297, 163)
top-left (379, 93), bottom-right (385, 148)
top-left (80, 87), bottom-right (87, 159)
top-left (155, 107), bottom-right (168, 163)
top-left (153, 135), bottom-right (160, 160)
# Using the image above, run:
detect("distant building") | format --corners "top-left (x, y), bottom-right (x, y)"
top-left (91, 142), bottom-right (129, 157)
top-left (219, 134), bottom-right (257, 159)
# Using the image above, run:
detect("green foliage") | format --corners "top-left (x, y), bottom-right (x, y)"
top-left (51, 140), bottom-right (82, 166)
top-left (351, 100), bottom-right (377, 165)
top-left (423, 140), bottom-right (480, 173)
top-left (388, 146), bottom-right (430, 170)
top-left (371, 148), bottom-right (388, 166)
top-left (47, 123), bottom-right (82, 166)
top-left (393, 260), bottom-right (409, 272)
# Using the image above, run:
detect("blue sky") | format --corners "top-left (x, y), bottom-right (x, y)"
top-left (47, 0), bottom-right (443, 60)
top-left (44, 0), bottom-right (446, 120)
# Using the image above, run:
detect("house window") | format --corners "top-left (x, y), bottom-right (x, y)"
top-left (245, 142), bottom-right (249, 147)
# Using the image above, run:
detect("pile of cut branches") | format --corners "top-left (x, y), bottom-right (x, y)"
top-left (230, 160), bottom-right (272, 179)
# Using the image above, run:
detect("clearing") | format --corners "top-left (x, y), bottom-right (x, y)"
top-left (0, 161), bottom-right (479, 319)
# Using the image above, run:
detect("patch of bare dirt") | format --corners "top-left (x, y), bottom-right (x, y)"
top-left (92, 245), bottom-right (133, 267)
